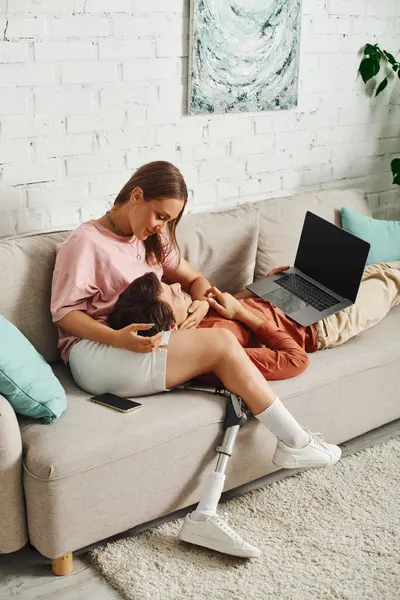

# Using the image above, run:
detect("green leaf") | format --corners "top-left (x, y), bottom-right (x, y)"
top-left (364, 43), bottom-right (383, 63)
top-left (383, 50), bottom-right (396, 65)
top-left (391, 158), bottom-right (400, 172)
top-left (393, 64), bottom-right (399, 72)
top-left (391, 158), bottom-right (400, 185)
top-left (364, 43), bottom-right (380, 56)
top-left (363, 43), bottom-right (375, 54)
top-left (375, 77), bottom-right (388, 96)
top-left (359, 57), bottom-right (380, 83)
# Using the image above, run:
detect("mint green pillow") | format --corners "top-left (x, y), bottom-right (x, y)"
top-left (0, 316), bottom-right (66, 424)
top-left (341, 208), bottom-right (400, 266)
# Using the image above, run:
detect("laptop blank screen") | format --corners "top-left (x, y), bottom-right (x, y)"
top-left (294, 212), bottom-right (370, 302)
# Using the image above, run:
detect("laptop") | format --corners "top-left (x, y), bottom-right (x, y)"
top-left (246, 211), bottom-right (371, 327)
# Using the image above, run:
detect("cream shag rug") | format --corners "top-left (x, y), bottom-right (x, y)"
top-left (90, 438), bottom-right (400, 600)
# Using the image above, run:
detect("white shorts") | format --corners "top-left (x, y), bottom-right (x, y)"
top-left (68, 331), bottom-right (173, 397)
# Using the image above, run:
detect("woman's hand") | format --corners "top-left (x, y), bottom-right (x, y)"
top-left (205, 287), bottom-right (244, 320)
top-left (112, 324), bottom-right (164, 353)
top-left (179, 299), bottom-right (209, 330)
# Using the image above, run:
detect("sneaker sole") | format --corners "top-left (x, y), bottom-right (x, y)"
top-left (179, 531), bottom-right (261, 559)
top-left (272, 454), bottom-right (341, 469)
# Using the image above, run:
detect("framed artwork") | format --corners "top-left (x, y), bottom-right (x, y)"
top-left (188, 0), bottom-right (302, 115)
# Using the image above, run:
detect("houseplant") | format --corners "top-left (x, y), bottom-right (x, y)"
top-left (359, 43), bottom-right (400, 185)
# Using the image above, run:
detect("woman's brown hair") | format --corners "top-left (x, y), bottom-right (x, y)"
top-left (114, 161), bottom-right (188, 265)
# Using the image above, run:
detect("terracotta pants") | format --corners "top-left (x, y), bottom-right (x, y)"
top-left (315, 262), bottom-right (400, 349)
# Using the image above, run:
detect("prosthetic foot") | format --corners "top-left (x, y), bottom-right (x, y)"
top-left (177, 380), bottom-right (260, 558)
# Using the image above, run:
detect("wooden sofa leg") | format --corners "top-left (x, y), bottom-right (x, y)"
top-left (51, 552), bottom-right (73, 576)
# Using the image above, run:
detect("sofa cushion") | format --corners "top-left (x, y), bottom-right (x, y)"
top-left (254, 189), bottom-right (372, 279)
top-left (271, 304), bottom-right (400, 399)
top-left (20, 368), bottom-right (227, 481)
top-left (176, 204), bottom-right (259, 293)
top-left (0, 231), bottom-right (70, 364)
top-left (341, 208), bottom-right (400, 266)
top-left (0, 316), bottom-right (66, 423)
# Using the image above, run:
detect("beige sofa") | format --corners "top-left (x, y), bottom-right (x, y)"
top-left (1, 189), bottom-right (399, 575)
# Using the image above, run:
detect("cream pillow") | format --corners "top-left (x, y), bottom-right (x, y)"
top-left (176, 204), bottom-right (259, 293)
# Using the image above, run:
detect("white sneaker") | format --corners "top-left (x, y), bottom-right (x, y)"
top-left (273, 428), bottom-right (342, 469)
top-left (179, 513), bottom-right (261, 558)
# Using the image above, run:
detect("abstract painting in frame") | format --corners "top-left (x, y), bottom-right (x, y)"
top-left (188, 0), bottom-right (302, 115)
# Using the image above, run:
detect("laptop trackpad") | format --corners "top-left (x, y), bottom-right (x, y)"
top-left (263, 288), bottom-right (307, 314)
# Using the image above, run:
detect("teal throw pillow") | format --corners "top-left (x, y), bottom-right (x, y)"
top-left (341, 207), bottom-right (400, 266)
top-left (0, 315), bottom-right (66, 424)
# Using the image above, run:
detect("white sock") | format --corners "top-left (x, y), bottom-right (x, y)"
top-left (255, 397), bottom-right (310, 449)
top-left (190, 472), bottom-right (226, 522)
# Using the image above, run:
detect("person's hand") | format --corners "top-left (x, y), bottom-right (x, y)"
top-left (179, 299), bottom-right (209, 330)
top-left (266, 265), bottom-right (290, 277)
top-left (112, 324), bottom-right (164, 353)
top-left (205, 287), bottom-right (244, 320)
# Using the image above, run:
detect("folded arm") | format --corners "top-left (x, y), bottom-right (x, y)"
top-left (206, 286), bottom-right (309, 380)
top-left (244, 324), bottom-right (309, 380)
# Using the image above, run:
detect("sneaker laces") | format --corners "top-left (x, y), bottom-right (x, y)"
top-left (207, 514), bottom-right (243, 542)
top-left (302, 426), bottom-right (327, 451)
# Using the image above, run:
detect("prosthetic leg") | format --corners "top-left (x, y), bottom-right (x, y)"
top-left (177, 380), bottom-right (261, 558)
top-left (177, 379), bottom-right (248, 478)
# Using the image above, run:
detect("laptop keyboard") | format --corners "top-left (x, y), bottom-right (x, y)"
top-left (276, 274), bottom-right (338, 311)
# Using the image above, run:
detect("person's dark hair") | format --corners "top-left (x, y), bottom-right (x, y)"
top-left (108, 272), bottom-right (175, 336)
top-left (114, 161), bottom-right (188, 266)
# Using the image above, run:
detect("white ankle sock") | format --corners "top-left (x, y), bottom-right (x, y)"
top-left (255, 397), bottom-right (310, 449)
top-left (190, 472), bottom-right (226, 522)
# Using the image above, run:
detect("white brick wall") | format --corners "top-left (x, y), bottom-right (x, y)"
top-left (0, 0), bottom-right (399, 235)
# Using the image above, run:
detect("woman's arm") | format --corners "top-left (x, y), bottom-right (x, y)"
top-left (166, 257), bottom-right (211, 329)
top-left (56, 311), bottom-right (117, 345)
top-left (56, 311), bottom-right (163, 353)
top-left (168, 257), bottom-right (211, 300)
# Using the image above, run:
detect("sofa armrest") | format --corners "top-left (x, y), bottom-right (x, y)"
top-left (0, 394), bottom-right (28, 553)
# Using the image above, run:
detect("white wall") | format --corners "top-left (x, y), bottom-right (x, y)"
top-left (0, 0), bottom-right (399, 236)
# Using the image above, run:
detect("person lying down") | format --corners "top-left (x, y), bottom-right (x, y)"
top-left (108, 271), bottom-right (313, 381)
top-left (109, 261), bottom-right (400, 382)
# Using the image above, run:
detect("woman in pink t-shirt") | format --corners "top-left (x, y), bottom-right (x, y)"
top-left (51, 160), bottom-right (285, 407)
top-left (51, 160), bottom-right (340, 558)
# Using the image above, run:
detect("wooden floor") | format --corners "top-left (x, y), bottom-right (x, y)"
top-left (1, 419), bottom-right (399, 600)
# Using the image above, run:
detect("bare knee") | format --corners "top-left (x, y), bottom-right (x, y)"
top-left (165, 327), bottom-right (243, 389)
top-left (207, 329), bottom-right (243, 365)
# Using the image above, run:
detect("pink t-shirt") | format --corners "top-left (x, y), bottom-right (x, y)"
top-left (51, 220), bottom-right (180, 363)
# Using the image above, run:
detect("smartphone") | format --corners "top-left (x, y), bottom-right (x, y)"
top-left (90, 393), bottom-right (142, 413)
